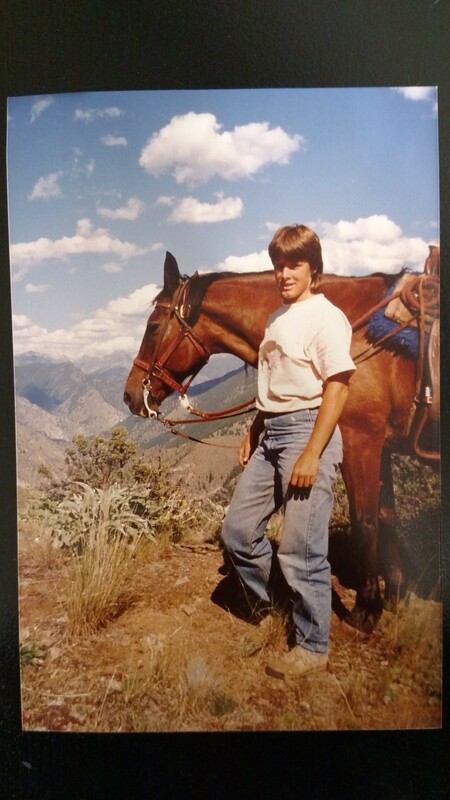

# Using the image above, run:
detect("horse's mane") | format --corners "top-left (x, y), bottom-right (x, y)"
top-left (185, 271), bottom-right (236, 324)
top-left (183, 267), bottom-right (409, 325)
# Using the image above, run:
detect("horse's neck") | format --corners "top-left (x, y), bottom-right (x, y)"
top-left (200, 272), bottom-right (279, 365)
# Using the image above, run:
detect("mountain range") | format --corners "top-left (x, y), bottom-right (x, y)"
top-left (14, 351), bottom-right (256, 486)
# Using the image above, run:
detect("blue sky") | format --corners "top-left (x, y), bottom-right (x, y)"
top-left (7, 87), bottom-right (439, 363)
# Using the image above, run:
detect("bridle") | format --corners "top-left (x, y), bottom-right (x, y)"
top-left (133, 276), bottom-right (210, 417)
top-left (133, 276), bottom-right (255, 429)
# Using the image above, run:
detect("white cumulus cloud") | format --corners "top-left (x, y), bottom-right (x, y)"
top-left (216, 250), bottom-right (272, 273)
top-left (12, 313), bottom-right (49, 346)
top-left (324, 215), bottom-right (402, 244)
top-left (168, 194), bottom-right (243, 224)
top-left (100, 134), bottom-right (128, 146)
top-left (393, 87), bottom-right (435, 102)
top-left (12, 283), bottom-right (161, 360)
top-left (25, 283), bottom-right (49, 293)
top-left (97, 197), bottom-right (145, 220)
top-left (156, 195), bottom-right (176, 207)
top-left (315, 215), bottom-right (430, 275)
top-left (100, 261), bottom-right (123, 273)
top-left (74, 106), bottom-right (123, 123)
top-left (216, 215), bottom-right (432, 278)
top-left (139, 112), bottom-right (303, 185)
top-left (264, 221), bottom-right (282, 232)
top-left (10, 217), bottom-right (147, 281)
top-left (30, 96), bottom-right (55, 122)
top-left (28, 171), bottom-right (63, 201)
top-left (392, 86), bottom-right (437, 117)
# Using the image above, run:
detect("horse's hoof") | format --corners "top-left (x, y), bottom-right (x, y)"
top-left (342, 609), bottom-right (380, 635)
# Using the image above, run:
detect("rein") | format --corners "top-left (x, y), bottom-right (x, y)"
top-left (135, 272), bottom-right (439, 451)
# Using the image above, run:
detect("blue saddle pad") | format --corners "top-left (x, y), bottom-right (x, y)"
top-left (366, 282), bottom-right (422, 358)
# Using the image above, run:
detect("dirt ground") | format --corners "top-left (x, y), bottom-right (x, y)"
top-left (19, 529), bottom-right (442, 733)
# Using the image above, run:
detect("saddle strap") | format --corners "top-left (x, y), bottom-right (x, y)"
top-left (408, 288), bottom-right (440, 462)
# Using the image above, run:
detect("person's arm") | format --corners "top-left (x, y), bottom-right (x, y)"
top-left (289, 371), bottom-right (352, 488)
top-left (239, 410), bottom-right (267, 467)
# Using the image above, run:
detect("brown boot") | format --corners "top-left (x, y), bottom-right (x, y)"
top-left (265, 646), bottom-right (328, 679)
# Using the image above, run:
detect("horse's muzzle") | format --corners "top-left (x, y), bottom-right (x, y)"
top-left (123, 391), bottom-right (147, 417)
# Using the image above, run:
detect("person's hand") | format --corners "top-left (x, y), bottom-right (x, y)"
top-left (239, 426), bottom-right (262, 467)
top-left (238, 412), bottom-right (265, 467)
top-left (239, 431), bottom-right (254, 467)
top-left (290, 449), bottom-right (320, 488)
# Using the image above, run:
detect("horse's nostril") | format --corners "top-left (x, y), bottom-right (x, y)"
top-left (123, 392), bottom-right (132, 407)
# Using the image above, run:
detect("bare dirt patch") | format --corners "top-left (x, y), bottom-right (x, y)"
top-left (19, 529), bottom-right (441, 733)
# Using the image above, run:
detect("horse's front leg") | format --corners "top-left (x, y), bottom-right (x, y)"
top-left (339, 429), bottom-right (384, 633)
top-left (378, 448), bottom-right (406, 610)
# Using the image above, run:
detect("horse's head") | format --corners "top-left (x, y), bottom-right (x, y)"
top-left (123, 252), bottom-right (211, 417)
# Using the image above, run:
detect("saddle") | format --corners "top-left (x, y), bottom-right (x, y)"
top-left (384, 269), bottom-right (440, 460)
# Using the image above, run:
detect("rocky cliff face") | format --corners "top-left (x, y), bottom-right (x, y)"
top-left (14, 355), bottom-right (129, 485)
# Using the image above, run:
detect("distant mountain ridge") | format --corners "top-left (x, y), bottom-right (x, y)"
top-left (13, 352), bottom-right (256, 486)
top-left (15, 359), bottom-right (127, 430)
top-left (14, 351), bottom-right (70, 366)
top-left (14, 350), bottom-right (241, 383)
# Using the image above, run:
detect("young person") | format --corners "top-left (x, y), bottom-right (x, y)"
top-left (221, 224), bottom-right (355, 679)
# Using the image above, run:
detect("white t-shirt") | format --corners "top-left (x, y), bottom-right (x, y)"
top-left (256, 294), bottom-right (355, 413)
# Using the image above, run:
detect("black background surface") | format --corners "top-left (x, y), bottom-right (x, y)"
top-left (1, 2), bottom-right (448, 798)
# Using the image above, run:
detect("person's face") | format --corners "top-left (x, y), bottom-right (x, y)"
top-left (273, 255), bottom-right (313, 304)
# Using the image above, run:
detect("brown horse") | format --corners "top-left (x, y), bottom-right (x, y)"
top-left (124, 250), bottom-right (440, 633)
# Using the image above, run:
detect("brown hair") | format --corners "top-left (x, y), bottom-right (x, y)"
top-left (268, 225), bottom-right (324, 285)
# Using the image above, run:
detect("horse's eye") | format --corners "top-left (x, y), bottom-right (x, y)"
top-left (146, 321), bottom-right (159, 335)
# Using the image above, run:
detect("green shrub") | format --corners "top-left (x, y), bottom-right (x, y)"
top-left (65, 428), bottom-right (137, 489)
top-left (51, 482), bottom-right (150, 550)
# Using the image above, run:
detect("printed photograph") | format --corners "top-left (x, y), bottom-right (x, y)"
top-left (7, 87), bottom-right (441, 732)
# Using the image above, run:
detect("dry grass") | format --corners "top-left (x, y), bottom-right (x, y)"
top-left (85, 590), bottom-right (441, 732)
top-left (64, 524), bottom-right (138, 637)
top-left (17, 456), bottom-right (441, 732)
top-left (19, 519), bottom-right (66, 573)
top-left (94, 627), bottom-right (237, 732)
top-left (19, 546), bottom-right (442, 732)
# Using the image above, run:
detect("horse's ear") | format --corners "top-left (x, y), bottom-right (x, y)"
top-left (163, 252), bottom-right (181, 294)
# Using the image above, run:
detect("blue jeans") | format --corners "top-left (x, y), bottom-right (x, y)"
top-left (221, 410), bottom-right (343, 654)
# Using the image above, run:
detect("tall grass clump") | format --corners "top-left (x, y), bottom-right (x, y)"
top-left (58, 483), bottom-right (144, 636)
